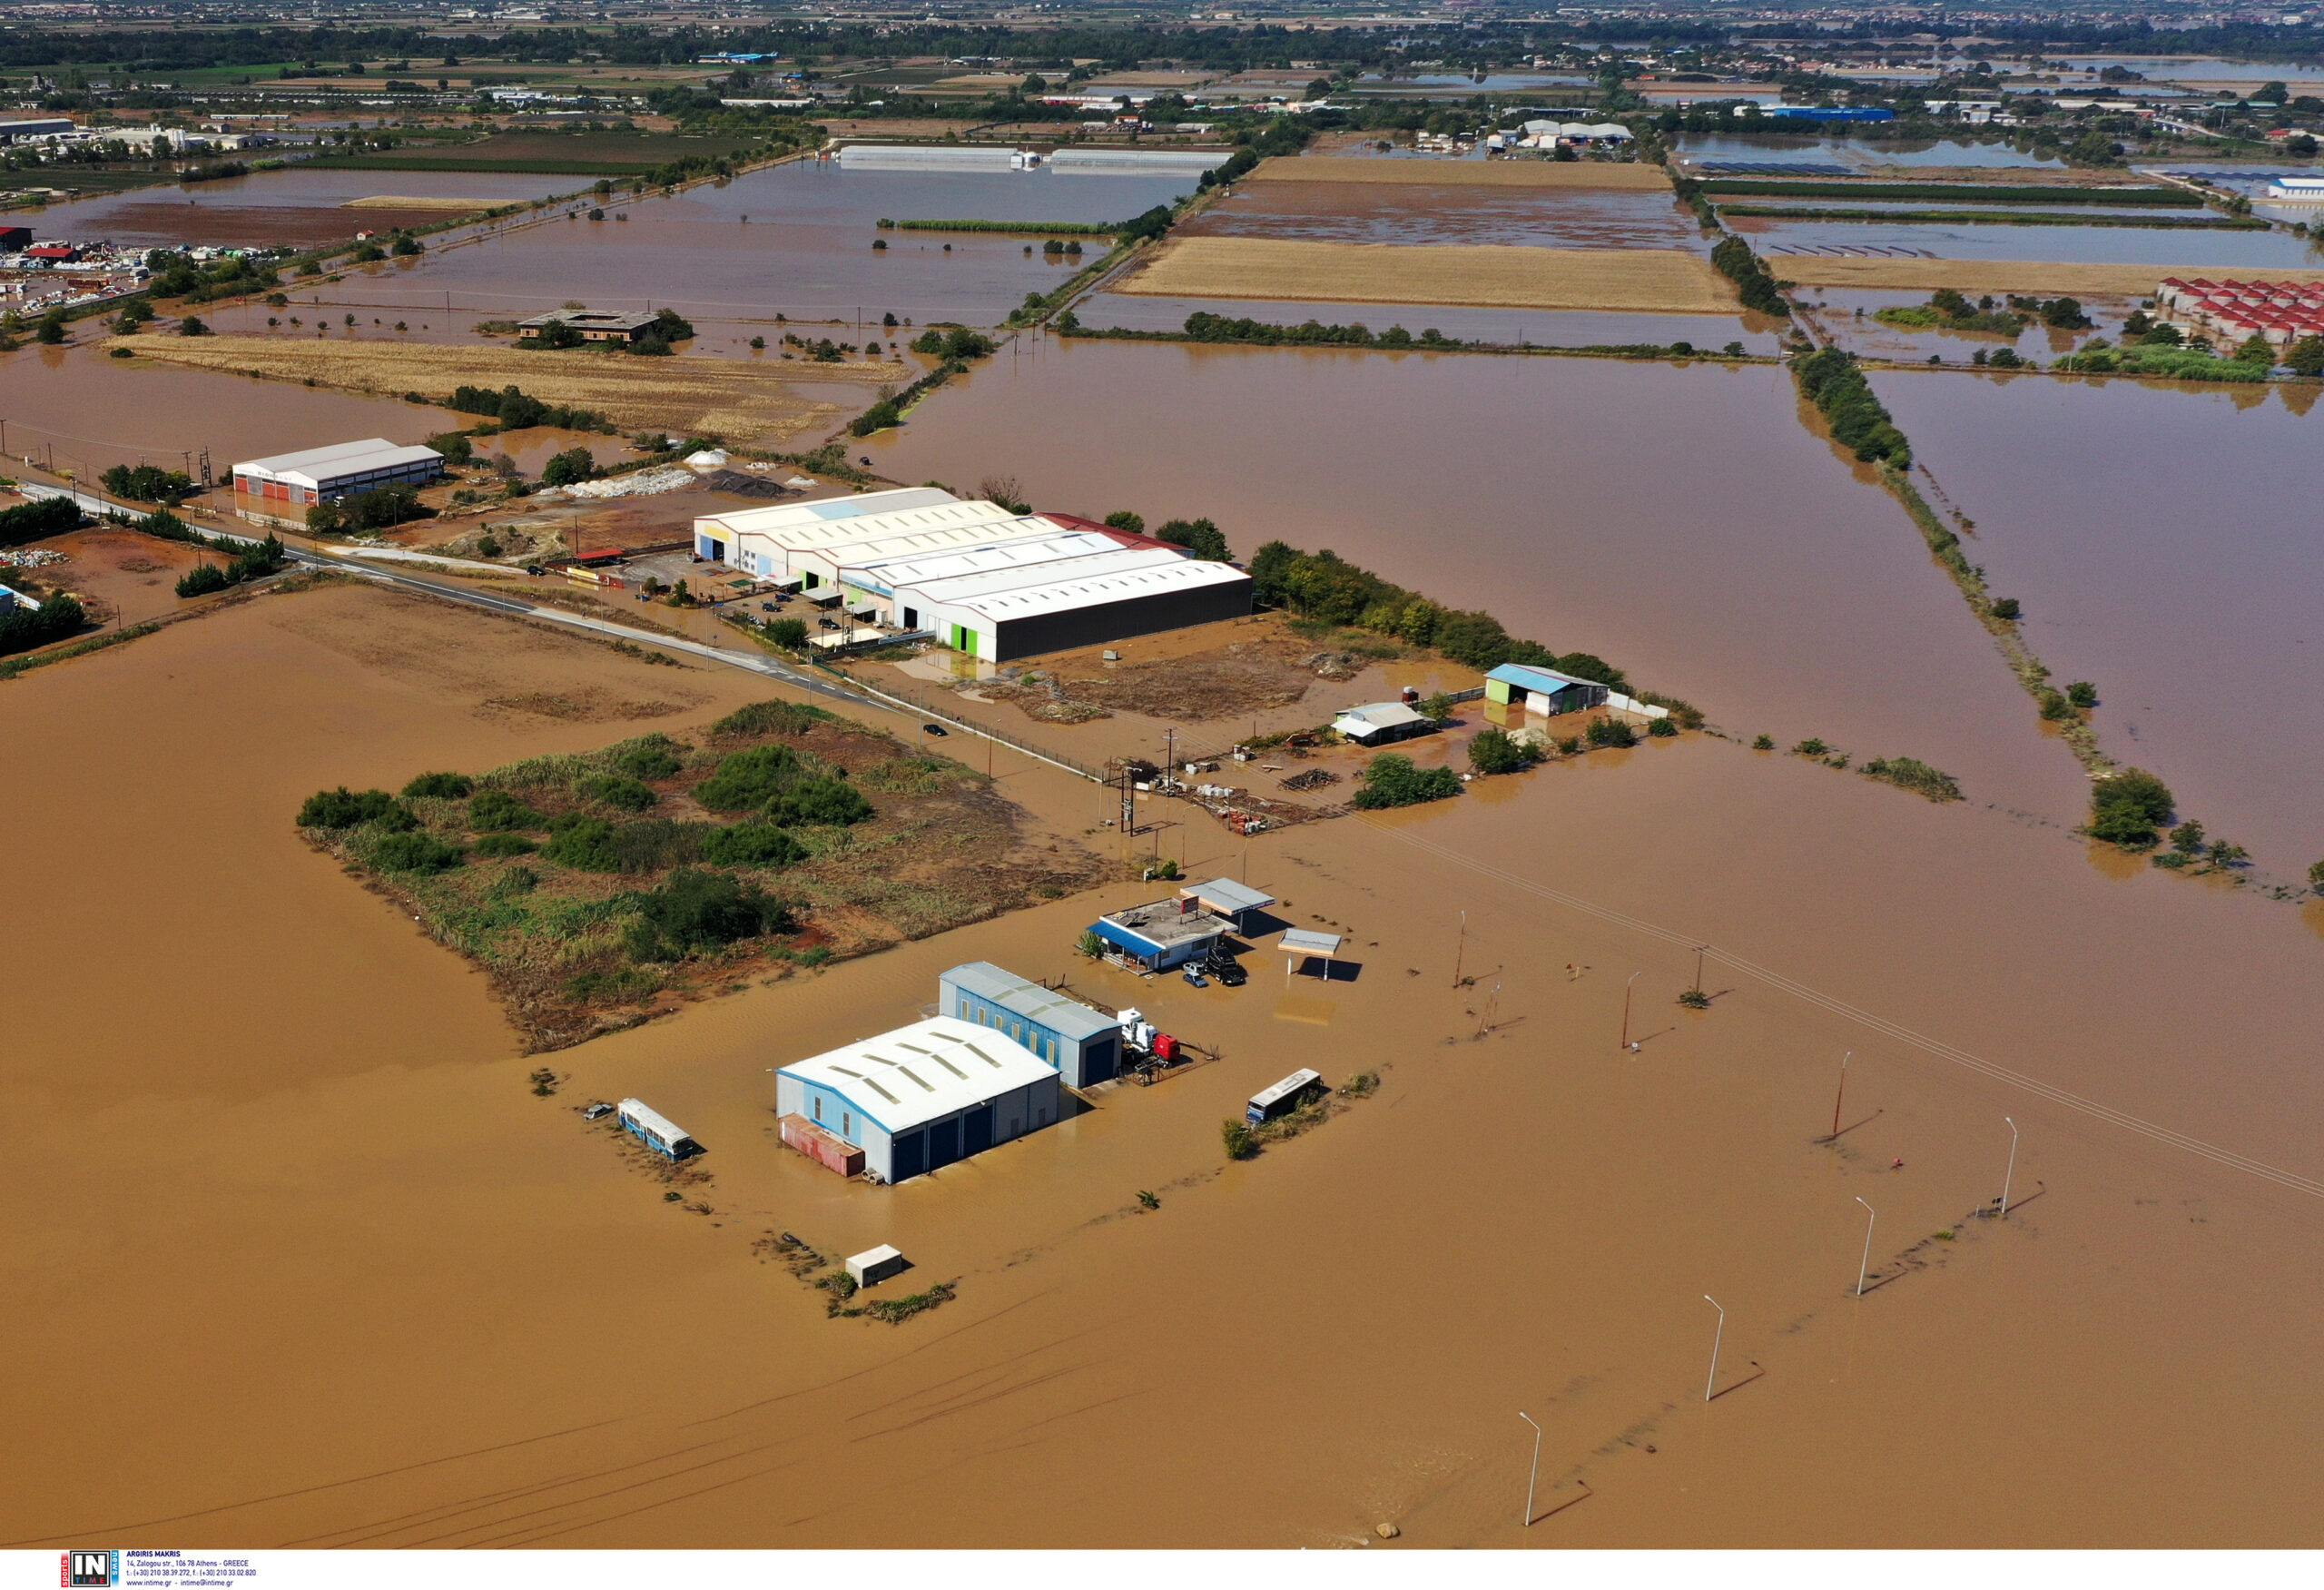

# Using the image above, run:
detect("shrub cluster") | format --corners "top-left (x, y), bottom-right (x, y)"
top-left (306, 486), bottom-right (424, 535)
top-left (173, 533), bottom-right (286, 597)
top-left (2087, 768), bottom-right (2175, 849)
top-left (694, 744), bottom-right (873, 827)
top-left (1790, 348), bottom-right (1912, 469)
top-left (0, 589), bottom-right (85, 657)
top-left (625, 867), bottom-right (794, 962)
top-left (0, 495), bottom-right (82, 549)
top-left (446, 383), bottom-right (611, 432)
top-left (1710, 235), bottom-right (1789, 317)
top-left (1350, 752), bottom-right (1462, 810)
top-left (100, 463), bottom-right (196, 504)
top-left (1468, 726), bottom-right (1542, 775)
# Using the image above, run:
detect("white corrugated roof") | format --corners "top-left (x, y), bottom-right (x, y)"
top-left (699, 493), bottom-right (1030, 555)
top-left (908, 549), bottom-right (1248, 622)
top-left (846, 528), bottom-right (1123, 592)
top-left (778, 1017), bottom-right (1054, 1135)
top-left (696, 486), bottom-right (958, 538)
top-left (1335, 702), bottom-right (1429, 731)
top-left (1280, 930), bottom-right (1343, 955)
top-left (798, 517), bottom-right (1055, 575)
top-left (233, 438), bottom-right (442, 483)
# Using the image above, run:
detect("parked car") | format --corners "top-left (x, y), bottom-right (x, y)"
top-left (1182, 966), bottom-right (1208, 988)
top-left (921, 723), bottom-right (948, 736)
top-left (524, 564), bottom-right (545, 576)
top-left (760, 600), bottom-right (781, 612)
top-left (582, 1101), bottom-right (615, 1121)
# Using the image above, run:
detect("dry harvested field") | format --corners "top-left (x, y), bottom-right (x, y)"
top-left (1119, 235), bottom-right (1737, 313)
top-left (343, 194), bottom-right (500, 211)
top-left (108, 335), bottom-right (905, 441)
top-left (1774, 257), bottom-right (2324, 295)
top-left (1251, 154), bottom-right (1670, 192)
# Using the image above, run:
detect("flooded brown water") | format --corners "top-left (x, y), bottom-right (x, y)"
top-left (303, 161), bottom-right (1197, 331)
top-left (5, 584), bottom-right (2323, 1547)
top-left (0, 341), bottom-right (438, 479)
top-left (1073, 291), bottom-right (1785, 351)
top-left (868, 334), bottom-right (2088, 823)
top-left (24, 167), bottom-right (587, 249)
top-left (1872, 367), bottom-right (2324, 874)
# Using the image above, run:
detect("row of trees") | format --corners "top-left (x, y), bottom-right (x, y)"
top-left (446, 383), bottom-right (614, 431)
top-left (1246, 539), bottom-right (1628, 686)
top-left (174, 533), bottom-right (286, 597)
top-left (0, 588), bottom-right (85, 657)
top-left (1790, 348), bottom-right (1912, 469)
top-left (1709, 235), bottom-right (1789, 319)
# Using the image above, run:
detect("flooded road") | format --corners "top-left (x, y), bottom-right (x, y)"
top-left (304, 160), bottom-right (1196, 331)
top-left (4, 585), bottom-right (2321, 1548)
top-left (868, 334), bottom-right (2086, 822)
top-left (1874, 367), bottom-right (2324, 874)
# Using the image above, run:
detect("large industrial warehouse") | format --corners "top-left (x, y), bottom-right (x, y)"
top-left (693, 487), bottom-right (1253, 661)
top-left (231, 438), bottom-right (446, 526)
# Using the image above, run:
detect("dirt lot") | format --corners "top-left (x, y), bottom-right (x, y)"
top-left (1118, 235), bottom-right (1737, 313)
top-left (344, 195), bottom-right (505, 211)
top-left (966, 618), bottom-right (1404, 726)
top-left (110, 334), bottom-right (901, 442)
top-left (1768, 257), bottom-right (2324, 296)
top-left (6, 525), bottom-right (215, 629)
top-left (1250, 154), bottom-right (1671, 192)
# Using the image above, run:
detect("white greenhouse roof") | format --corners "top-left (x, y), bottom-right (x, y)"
top-left (233, 438), bottom-right (442, 484)
top-left (778, 1017), bottom-right (1053, 1135)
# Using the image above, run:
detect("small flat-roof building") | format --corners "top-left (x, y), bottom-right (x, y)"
top-left (1092, 895), bottom-right (1226, 972)
top-left (939, 962), bottom-right (1121, 1088)
top-left (1334, 701), bottom-right (1436, 746)
top-left (231, 438), bottom-right (444, 520)
top-left (774, 1017), bottom-right (1059, 1184)
top-left (517, 308), bottom-right (661, 343)
top-left (1485, 662), bottom-right (1610, 716)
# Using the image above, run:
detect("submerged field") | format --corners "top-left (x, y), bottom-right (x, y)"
top-left (112, 333), bottom-right (898, 442)
top-left (1251, 154), bottom-right (1671, 191)
top-left (1119, 236), bottom-right (1738, 313)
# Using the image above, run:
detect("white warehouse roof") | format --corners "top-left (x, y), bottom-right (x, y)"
top-left (697, 489), bottom-right (1019, 553)
top-left (845, 528), bottom-right (1133, 594)
top-left (233, 438), bottom-right (443, 486)
top-left (903, 546), bottom-right (1218, 617)
top-left (777, 1017), bottom-right (1055, 1134)
top-left (794, 516), bottom-right (1058, 577)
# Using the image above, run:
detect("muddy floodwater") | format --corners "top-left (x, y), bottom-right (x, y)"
top-left (1676, 135), bottom-right (2070, 171)
top-left (303, 160), bottom-right (1196, 331)
top-left (1873, 368), bottom-right (2324, 874)
top-left (20, 166), bottom-right (589, 249)
top-left (1071, 292), bottom-right (1787, 351)
top-left (0, 341), bottom-right (438, 477)
top-left (869, 334), bottom-right (2085, 821)
top-left (5, 582), bottom-right (2324, 1548)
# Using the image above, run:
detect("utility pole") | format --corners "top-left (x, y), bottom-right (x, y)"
top-left (2000, 1117), bottom-right (2019, 1218)
top-left (1451, 909), bottom-right (1465, 989)
top-left (1620, 970), bottom-right (1641, 1052)
top-left (1518, 1412), bottom-right (1541, 1528)
top-left (1829, 1051), bottom-right (1852, 1140)
top-left (1855, 1197), bottom-right (1876, 1297)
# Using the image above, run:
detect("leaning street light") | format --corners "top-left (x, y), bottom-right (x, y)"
top-left (1855, 1196), bottom-right (1876, 1298)
top-left (1518, 1411), bottom-right (1542, 1528)
top-left (1702, 1295), bottom-right (1725, 1403)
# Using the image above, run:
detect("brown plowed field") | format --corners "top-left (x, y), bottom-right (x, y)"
top-left (1118, 235), bottom-right (1736, 313)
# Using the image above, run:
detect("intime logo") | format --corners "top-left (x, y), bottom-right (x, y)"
top-left (62, 1549), bottom-right (118, 1587)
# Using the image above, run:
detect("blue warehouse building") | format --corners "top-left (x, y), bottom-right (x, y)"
top-left (940, 962), bottom-right (1122, 1088)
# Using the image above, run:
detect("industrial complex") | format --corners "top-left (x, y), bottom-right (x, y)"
top-left (694, 487), bottom-right (1253, 661)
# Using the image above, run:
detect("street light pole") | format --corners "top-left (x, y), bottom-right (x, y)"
top-left (1620, 970), bottom-right (1641, 1052)
top-left (1518, 1411), bottom-right (1541, 1527)
top-left (1855, 1196), bottom-right (1876, 1297)
top-left (1830, 1051), bottom-right (1852, 1139)
top-left (2000, 1116), bottom-right (2019, 1218)
top-left (1702, 1295), bottom-right (1725, 1402)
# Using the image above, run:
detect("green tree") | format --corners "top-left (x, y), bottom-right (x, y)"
top-left (2288, 335), bottom-right (2324, 378)
top-left (35, 309), bottom-right (66, 344)
top-left (2234, 333), bottom-right (2277, 365)
top-left (1103, 509), bottom-right (1146, 534)
top-left (1469, 726), bottom-right (1539, 775)
top-left (540, 447), bottom-right (596, 487)
top-left (1350, 753), bottom-right (1462, 809)
top-left (764, 616), bottom-right (810, 649)
top-left (2088, 767), bottom-right (2174, 849)
top-left (297, 787), bottom-right (408, 828)
top-left (1155, 517), bottom-right (1230, 561)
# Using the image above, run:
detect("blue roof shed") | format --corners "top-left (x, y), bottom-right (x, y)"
top-left (1485, 663), bottom-right (1610, 716)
